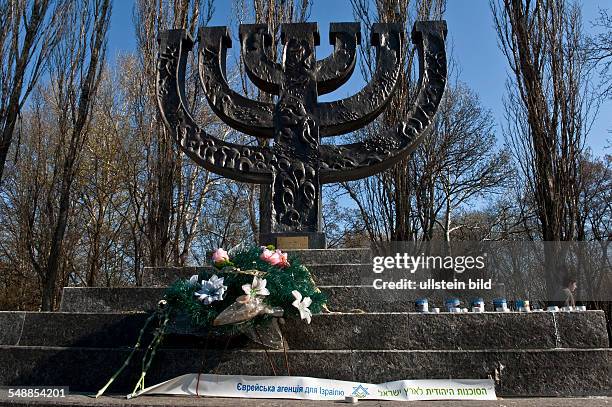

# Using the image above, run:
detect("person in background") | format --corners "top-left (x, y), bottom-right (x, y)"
top-left (560, 277), bottom-right (577, 308)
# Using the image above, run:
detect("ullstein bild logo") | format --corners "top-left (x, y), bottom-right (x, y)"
top-left (372, 253), bottom-right (486, 274)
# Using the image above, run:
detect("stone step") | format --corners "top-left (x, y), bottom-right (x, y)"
top-left (144, 264), bottom-right (372, 287)
top-left (285, 248), bottom-right (371, 265)
top-left (60, 287), bottom-right (163, 313)
top-left (321, 286), bottom-right (506, 313)
top-left (1, 311), bottom-right (606, 351)
top-left (0, 345), bottom-right (609, 396)
top-left (59, 287), bottom-right (507, 313)
top-left (58, 287), bottom-right (366, 313)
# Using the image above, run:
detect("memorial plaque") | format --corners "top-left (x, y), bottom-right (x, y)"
top-left (277, 236), bottom-right (309, 250)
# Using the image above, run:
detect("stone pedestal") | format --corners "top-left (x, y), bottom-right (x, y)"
top-left (0, 248), bottom-right (610, 397)
top-left (259, 231), bottom-right (326, 249)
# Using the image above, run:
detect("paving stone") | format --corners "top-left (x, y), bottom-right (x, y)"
top-left (1, 390), bottom-right (611, 406)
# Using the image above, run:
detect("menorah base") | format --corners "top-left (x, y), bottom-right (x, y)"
top-left (259, 232), bottom-right (326, 250)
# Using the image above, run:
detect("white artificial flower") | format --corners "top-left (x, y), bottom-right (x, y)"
top-left (188, 274), bottom-right (199, 285)
top-left (242, 276), bottom-right (270, 298)
top-left (291, 290), bottom-right (312, 324)
top-left (194, 275), bottom-right (227, 305)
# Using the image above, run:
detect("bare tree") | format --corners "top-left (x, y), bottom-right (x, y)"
top-left (77, 66), bottom-right (131, 287)
top-left (430, 85), bottom-right (512, 241)
top-left (0, 89), bottom-right (52, 310)
top-left (578, 153), bottom-right (611, 242)
top-left (344, 0), bottom-right (449, 242)
top-left (492, 0), bottom-right (597, 297)
top-left (39, 0), bottom-right (111, 310)
top-left (0, 0), bottom-right (67, 184)
top-left (343, 82), bottom-right (510, 242)
top-left (588, 8), bottom-right (612, 98)
top-left (342, 0), bottom-right (510, 244)
top-left (132, 0), bottom-right (216, 269)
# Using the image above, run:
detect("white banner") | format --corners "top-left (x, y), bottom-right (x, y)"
top-left (130, 374), bottom-right (496, 401)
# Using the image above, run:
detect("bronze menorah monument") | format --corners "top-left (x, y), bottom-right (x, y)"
top-left (157, 20), bottom-right (447, 248)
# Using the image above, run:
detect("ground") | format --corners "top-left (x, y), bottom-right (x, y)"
top-left (0, 392), bottom-right (610, 407)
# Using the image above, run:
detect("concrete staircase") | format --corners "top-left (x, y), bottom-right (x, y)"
top-left (0, 248), bottom-right (610, 396)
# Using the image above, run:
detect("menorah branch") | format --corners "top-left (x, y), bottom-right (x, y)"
top-left (239, 24), bottom-right (284, 95)
top-left (319, 21), bottom-right (448, 183)
top-left (157, 29), bottom-right (274, 184)
top-left (198, 26), bottom-right (275, 138)
top-left (317, 23), bottom-right (404, 137)
top-left (316, 22), bottom-right (361, 95)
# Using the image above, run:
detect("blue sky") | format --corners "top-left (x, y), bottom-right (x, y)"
top-left (107, 0), bottom-right (611, 156)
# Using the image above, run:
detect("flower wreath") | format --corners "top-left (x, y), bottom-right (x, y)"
top-left (163, 246), bottom-right (326, 333)
top-left (96, 245), bottom-right (327, 398)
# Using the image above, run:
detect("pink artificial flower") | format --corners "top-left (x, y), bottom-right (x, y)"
top-left (277, 250), bottom-right (290, 268)
top-left (260, 248), bottom-right (290, 268)
top-left (212, 248), bottom-right (229, 265)
top-left (260, 248), bottom-right (276, 264)
top-left (268, 250), bottom-right (283, 266)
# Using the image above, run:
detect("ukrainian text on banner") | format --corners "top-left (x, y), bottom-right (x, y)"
top-left (130, 374), bottom-right (496, 401)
